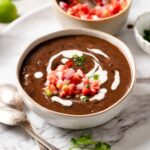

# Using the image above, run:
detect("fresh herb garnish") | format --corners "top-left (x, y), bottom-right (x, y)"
top-left (85, 84), bottom-right (90, 88)
top-left (80, 95), bottom-right (89, 102)
top-left (73, 54), bottom-right (79, 59)
top-left (143, 29), bottom-right (150, 42)
top-left (95, 142), bottom-right (111, 150)
top-left (73, 55), bottom-right (86, 66)
top-left (93, 74), bottom-right (99, 80)
top-left (69, 134), bottom-right (111, 150)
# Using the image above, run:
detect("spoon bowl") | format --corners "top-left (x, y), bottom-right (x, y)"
top-left (0, 84), bottom-right (59, 150)
top-left (0, 84), bottom-right (23, 110)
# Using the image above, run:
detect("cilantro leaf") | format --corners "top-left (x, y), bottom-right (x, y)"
top-left (73, 55), bottom-right (86, 66)
top-left (69, 134), bottom-right (111, 150)
top-left (80, 95), bottom-right (89, 102)
top-left (143, 29), bottom-right (150, 42)
top-left (93, 74), bottom-right (99, 80)
top-left (95, 142), bottom-right (111, 150)
top-left (71, 134), bottom-right (96, 146)
top-left (85, 84), bottom-right (90, 88)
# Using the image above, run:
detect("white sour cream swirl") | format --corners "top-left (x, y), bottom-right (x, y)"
top-left (46, 48), bottom-right (121, 107)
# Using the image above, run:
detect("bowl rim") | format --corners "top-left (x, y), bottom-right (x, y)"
top-left (134, 11), bottom-right (150, 46)
top-left (16, 28), bottom-right (136, 118)
top-left (52, 0), bottom-right (131, 22)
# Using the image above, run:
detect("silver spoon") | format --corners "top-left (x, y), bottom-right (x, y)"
top-left (136, 77), bottom-right (150, 84)
top-left (0, 84), bottom-right (47, 150)
top-left (0, 84), bottom-right (59, 150)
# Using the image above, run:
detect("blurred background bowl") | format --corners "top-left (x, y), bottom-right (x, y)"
top-left (134, 12), bottom-right (150, 55)
top-left (52, 0), bottom-right (131, 35)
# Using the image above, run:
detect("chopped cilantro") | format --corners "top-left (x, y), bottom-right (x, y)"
top-left (79, 55), bottom-right (86, 62)
top-left (73, 55), bottom-right (86, 66)
top-left (76, 61), bottom-right (83, 66)
top-left (93, 74), bottom-right (99, 80)
top-left (143, 29), bottom-right (150, 42)
top-left (85, 84), bottom-right (90, 88)
top-left (69, 134), bottom-right (111, 150)
top-left (80, 95), bottom-right (89, 102)
top-left (95, 142), bottom-right (111, 150)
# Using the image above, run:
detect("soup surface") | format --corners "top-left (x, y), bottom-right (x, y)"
top-left (20, 35), bottom-right (131, 115)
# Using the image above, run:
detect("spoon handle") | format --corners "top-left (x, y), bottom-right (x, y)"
top-left (136, 77), bottom-right (150, 83)
top-left (27, 121), bottom-right (48, 150)
top-left (36, 141), bottom-right (48, 150)
top-left (19, 120), bottom-right (59, 150)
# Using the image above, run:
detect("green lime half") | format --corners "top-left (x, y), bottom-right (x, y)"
top-left (0, 0), bottom-right (19, 23)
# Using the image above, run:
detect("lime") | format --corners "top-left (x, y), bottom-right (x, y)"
top-left (0, 0), bottom-right (19, 23)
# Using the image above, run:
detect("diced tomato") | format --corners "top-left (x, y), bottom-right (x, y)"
top-left (56, 79), bottom-right (63, 89)
top-left (112, 2), bottom-right (121, 14)
top-left (77, 69), bottom-right (84, 77)
top-left (68, 84), bottom-right (75, 95)
top-left (59, 90), bottom-right (67, 97)
top-left (56, 71), bottom-right (63, 79)
top-left (101, 8), bottom-right (111, 18)
top-left (59, 1), bottom-right (69, 10)
top-left (82, 77), bottom-right (89, 84)
top-left (66, 60), bottom-right (74, 68)
top-left (71, 73), bottom-right (81, 84)
top-left (87, 14), bottom-right (92, 20)
top-left (59, 0), bottom-right (127, 20)
top-left (56, 65), bottom-right (68, 72)
top-left (95, 0), bottom-right (103, 6)
top-left (107, 4), bottom-right (114, 14)
top-left (120, 0), bottom-right (127, 9)
top-left (56, 83), bottom-right (63, 89)
top-left (44, 61), bottom-right (101, 98)
top-left (63, 68), bottom-right (75, 79)
top-left (76, 82), bottom-right (84, 90)
top-left (69, 83), bottom-right (75, 89)
top-left (63, 79), bottom-right (71, 85)
top-left (81, 3), bottom-right (89, 14)
top-left (82, 87), bottom-right (90, 96)
top-left (74, 90), bottom-right (81, 95)
top-left (48, 84), bottom-right (58, 94)
top-left (90, 80), bottom-right (100, 91)
top-left (90, 87), bottom-right (97, 95)
top-left (92, 80), bottom-right (99, 86)
top-left (47, 74), bottom-right (58, 84)
top-left (62, 84), bottom-right (69, 93)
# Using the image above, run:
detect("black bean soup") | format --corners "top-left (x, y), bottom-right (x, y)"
top-left (20, 35), bottom-right (131, 115)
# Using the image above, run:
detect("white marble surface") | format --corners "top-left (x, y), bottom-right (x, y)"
top-left (0, 0), bottom-right (150, 150)
top-left (0, 0), bottom-right (50, 30)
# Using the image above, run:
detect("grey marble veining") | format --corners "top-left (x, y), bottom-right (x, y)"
top-left (26, 94), bottom-right (150, 150)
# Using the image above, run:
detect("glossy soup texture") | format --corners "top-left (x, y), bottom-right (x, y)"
top-left (20, 35), bottom-right (131, 115)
